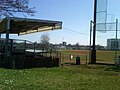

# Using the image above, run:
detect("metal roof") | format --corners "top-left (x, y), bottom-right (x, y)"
top-left (0, 17), bottom-right (62, 35)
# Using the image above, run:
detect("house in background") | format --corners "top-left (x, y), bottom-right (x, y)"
top-left (107, 39), bottom-right (120, 50)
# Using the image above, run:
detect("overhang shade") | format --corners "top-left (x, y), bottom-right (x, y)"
top-left (0, 17), bottom-right (62, 35)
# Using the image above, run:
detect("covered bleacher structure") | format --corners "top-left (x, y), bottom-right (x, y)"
top-left (0, 17), bottom-right (62, 69)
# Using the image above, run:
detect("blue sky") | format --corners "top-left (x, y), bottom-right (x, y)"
top-left (2, 0), bottom-right (120, 45)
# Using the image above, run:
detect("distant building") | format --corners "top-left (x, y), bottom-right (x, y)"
top-left (107, 39), bottom-right (120, 50)
top-left (60, 46), bottom-right (66, 49)
top-left (63, 42), bottom-right (67, 46)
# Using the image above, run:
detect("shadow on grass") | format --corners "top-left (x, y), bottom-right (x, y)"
top-left (90, 62), bottom-right (115, 66)
top-left (105, 66), bottom-right (120, 72)
top-left (62, 62), bottom-right (120, 72)
top-left (89, 63), bottom-right (120, 72)
top-left (93, 63), bottom-right (120, 72)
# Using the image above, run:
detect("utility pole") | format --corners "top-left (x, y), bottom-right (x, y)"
top-left (91, 0), bottom-right (97, 63)
top-left (89, 20), bottom-right (93, 62)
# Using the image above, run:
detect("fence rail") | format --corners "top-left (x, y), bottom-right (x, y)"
top-left (57, 51), bottom-right (88, 65)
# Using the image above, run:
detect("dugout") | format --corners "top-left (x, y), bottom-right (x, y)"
top-left (0, 17), bottom-right (62, 68)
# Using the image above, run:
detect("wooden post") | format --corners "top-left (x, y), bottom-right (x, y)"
top-left (60, 52), bottom-right (62, 63)
top-left (86, 55), bottom-right (88, 65)
top-left (34, 42), bottom-right (36, 54)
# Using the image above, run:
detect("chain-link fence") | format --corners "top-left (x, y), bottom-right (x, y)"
top-left (57, 50), bottom-right (89, 65)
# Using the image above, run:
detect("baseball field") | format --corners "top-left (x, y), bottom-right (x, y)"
top-left (59, 50), bottom-right (118, 64)
top-left (0, 50), bottom-right (120, 90)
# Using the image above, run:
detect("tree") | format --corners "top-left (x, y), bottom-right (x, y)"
top-left (40, 33), bottom-right (50, 50)
top-left (76, 42), bottom-right (79, 46)
top-left (0, 0), bottom-right (35, 16)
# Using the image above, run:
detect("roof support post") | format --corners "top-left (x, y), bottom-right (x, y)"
top-left (0, 16), bottom-right (1, 38)
top-left (5, 17), bottom-right (10, 68)
top-left (0, 32), bottom-right (1, 38)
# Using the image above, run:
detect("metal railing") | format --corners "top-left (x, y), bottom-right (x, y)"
top-left (0, 38), bottom-right (36, 54)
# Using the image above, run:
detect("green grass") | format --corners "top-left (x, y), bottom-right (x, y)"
top-left (0, 65), bottom-right (120, 90)
top-left (0, 50), bottom-right (120, 89)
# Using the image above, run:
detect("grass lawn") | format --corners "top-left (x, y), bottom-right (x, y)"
top-left (0, 65), bottom-right (120, 90)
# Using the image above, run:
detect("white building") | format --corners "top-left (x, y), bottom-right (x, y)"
top-left (107, 39), bottom-right (120, 50)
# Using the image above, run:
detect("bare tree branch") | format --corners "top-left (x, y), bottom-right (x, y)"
top-left (0, 0), bottom-right (36, 16)
top-left (40, 33), bottom-right (50, 50)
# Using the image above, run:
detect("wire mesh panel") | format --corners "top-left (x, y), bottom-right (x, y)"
top-left (12, 39), bottom-right (36, 53)
top-left (0, 39), bottom-right (5, 53)
top-left (59, 50), bottom-right (88, 65)
top-left (0, 38), bottom-right (12, 53)
top-left (96, 22), bottom-right (119, 32)
top-left (93, 0), bottom-right (120, 64)
top-left (96, 0), bottom-right (108, 33)
top-left (26, 40), bottom-right (35, 51)
top-left (96, 50), bottom-right (115, 64)
top-left (13, 39), bottom-right (26, 50)
top-left (96, 0), bottom-right (120, 32)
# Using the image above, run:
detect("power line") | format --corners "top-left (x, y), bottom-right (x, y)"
top-left (63, 29), bottom-right (74, 34)
top-left (63, 27), bottom-right (88, 36)
top-left (63, 27), bottom-right (107, 39)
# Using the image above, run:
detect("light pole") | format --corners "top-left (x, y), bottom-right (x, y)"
top-left (90, 0), bottom-right (97, 63)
